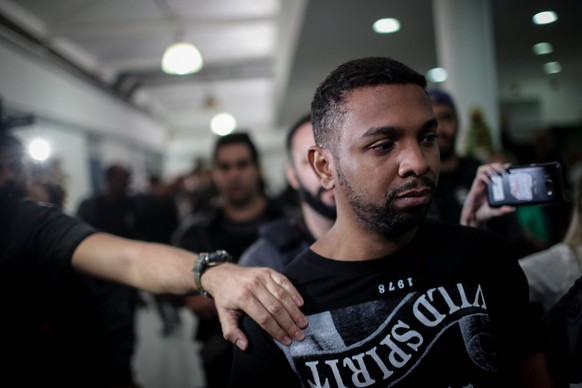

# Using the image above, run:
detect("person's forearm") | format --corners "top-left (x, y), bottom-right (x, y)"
top-left (72, 233), bottom-right (308, 350)
top-left (72, 232), bottom-right (197, 294)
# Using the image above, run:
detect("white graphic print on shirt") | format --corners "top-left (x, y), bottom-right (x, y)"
top-left (276, 282), bottom-right (495, 387)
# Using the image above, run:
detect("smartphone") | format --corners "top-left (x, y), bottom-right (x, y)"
top-left (486, 162), bottom-right (565, 207)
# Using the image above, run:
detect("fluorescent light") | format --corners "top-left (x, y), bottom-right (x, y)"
top-left (373, 18), bottom-right (401, 34)
top-left (543, 61), bottom-right (562, 74)
top-left (211, 113), bottom-right (237, 136)
top-left (161, 42), bottom-right (203, 75)
top-left (532, 42), bottom-right (553, 55)
top-left (426, 67), bottom-right (448, 83)
top-left (28, 138), bottom-right (51, 161)
top-left (532, 11), bottom-right (558, 25)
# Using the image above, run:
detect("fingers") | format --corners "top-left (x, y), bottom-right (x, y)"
top-left (491, 205), bottom-right (515, 217)
top-left (265, 270), bottom-right (308, 332)
top-left (240, 269), bottom-right (307, 344)
top-left (209, 265), bottom-right (308, 350)
top-left (474, 162), bottom-right (506, 186)
top-left (269, 270), bottom-right (305, 310)
top-left (217, 309), bottom-right (249, 351)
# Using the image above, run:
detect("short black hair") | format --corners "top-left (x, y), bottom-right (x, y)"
top-left (285, 113), bottom-right (311, 162)
top-left (311, 57), bottom-right (427, 151)
top-left (212, 132), bottom-right (260, 165)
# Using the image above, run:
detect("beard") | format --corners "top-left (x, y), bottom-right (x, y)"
top-left (337, 166), bottom-right (436, 238)
top-left (297, 184), bottom-right (337, 220)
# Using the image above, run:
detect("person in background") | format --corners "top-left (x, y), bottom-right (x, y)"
top-left (461, 163), bottom-right (580, 312)
top-left (428, 88), bottom-right (536, 256)
top-left (461, 163), bottom-right (582, 386)
top-left (77, 164), bottom-right (143, 386)
top-left (173, 132), bottom-right (292, 388)
top-left (231, 56), bottom-right (555, 387)
top-left (426, 88), bottom-right (481, 223)
top-left (0, 132), bottom-right (26, 195)
top-left (134, 175), bottom-right (183, 336)
top-left (519, 173), bottom-right (582, 313)
top-left (27, 181), bottom-right (66, 208)
top-left (239, 114), bottom-right (336, 271)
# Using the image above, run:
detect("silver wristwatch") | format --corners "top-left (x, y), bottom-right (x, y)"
top-left (193, 250), bottom-right (232, 298)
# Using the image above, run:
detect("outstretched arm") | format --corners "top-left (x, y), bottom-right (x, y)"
top-left (72, 233), bottom-right (307, 350)
top-left (460, 162), bottom-right (515, 228)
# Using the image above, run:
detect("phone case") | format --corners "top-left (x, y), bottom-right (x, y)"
top-left (486, 162), bottom-right (564, 207)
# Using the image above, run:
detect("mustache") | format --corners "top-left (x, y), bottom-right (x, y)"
top-left (389, 176), bottom-right (436, 198)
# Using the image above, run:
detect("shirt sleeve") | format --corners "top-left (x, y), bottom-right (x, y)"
top-left (230, 316), bottom-right (301, 387)
top-left (4, 198), bottom-right (96, 269)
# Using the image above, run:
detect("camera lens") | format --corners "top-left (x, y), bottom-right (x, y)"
top-left (545, 179), bottom-right (553, 189)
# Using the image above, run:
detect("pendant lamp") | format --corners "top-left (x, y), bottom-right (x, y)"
top-left (161, 41), bottom-right (203, 75)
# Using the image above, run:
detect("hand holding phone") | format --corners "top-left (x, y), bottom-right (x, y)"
top-left (486, 162), bottom-right (564, 208)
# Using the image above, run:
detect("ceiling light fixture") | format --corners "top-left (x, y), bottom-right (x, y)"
top-left (426, 67), bottom-right (448, 83)
top-left (28, 138), bottom-right (51, 161)
top-left (211, 112), bottom-right (237, 136)
top-left (161, 41), bottom-right (203, 75)
top-left (543, 61), bottom-right (562, 74)
top-left (532, 11), bottom-right (558, 25)
top-left (373, 18), bottom-right (401, 34)
top-left (532, 42), bottom-right (553, 55)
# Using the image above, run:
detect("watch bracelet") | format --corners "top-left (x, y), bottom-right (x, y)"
top-left (193, 250), bottom-right (232, 298)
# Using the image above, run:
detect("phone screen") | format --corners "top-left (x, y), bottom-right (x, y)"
top-left (487, 162), bottom-right (564, 207)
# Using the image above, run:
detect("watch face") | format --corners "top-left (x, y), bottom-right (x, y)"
top-left (207, 250), bottom-right (232, 266)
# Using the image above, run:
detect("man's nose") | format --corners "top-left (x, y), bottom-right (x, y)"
top-left (397, 144), bottom-right (430, 178)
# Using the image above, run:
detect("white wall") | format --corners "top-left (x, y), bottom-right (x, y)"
top-left (0, 44), bottom-right (167, 151)
top-left (0, 41), bottom-right (168, 213)
top-left (498, 63), bottom-right (582, 129)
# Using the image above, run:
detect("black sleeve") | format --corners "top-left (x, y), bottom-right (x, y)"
top-left (230, 316), bottom-right (301, 387)
top-left (3, 198), bottom-right (95, 269)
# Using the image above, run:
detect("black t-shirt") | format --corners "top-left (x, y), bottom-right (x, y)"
top-left (173, 198), bottom-right (291, 341)
top-left (231, 220), bottom-right (541, 387)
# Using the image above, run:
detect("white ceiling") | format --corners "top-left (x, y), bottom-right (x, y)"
top-left (0, 0), bottom-right (580, 137)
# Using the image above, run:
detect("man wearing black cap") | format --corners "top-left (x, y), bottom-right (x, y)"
top-left (427, 88), bottom-right (482, 223)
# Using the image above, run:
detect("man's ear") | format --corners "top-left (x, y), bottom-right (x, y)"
top-left (308, 145), bottom-right (335, 190)
top-left (285, 164), bottom-right (300, 190)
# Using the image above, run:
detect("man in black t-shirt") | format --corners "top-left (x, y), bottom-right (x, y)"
top-left (173, 132), bottom-right (292, 388)
top-left (231, 57), bottom-right (555, 387)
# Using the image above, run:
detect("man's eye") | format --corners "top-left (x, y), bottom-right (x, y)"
top-left (421, 134), bottom-right (438, 145)
top-left (372, 141), bottom-right (394, 151)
